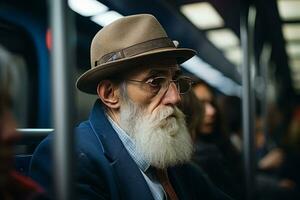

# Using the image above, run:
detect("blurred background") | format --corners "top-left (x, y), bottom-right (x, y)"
top-left (0, 0), bottom-right (300, 199)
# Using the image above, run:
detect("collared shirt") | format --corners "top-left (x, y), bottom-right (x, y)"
top-left (107, 115), bottom-right (166, 200)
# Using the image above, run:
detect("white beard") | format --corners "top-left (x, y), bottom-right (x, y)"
top-left (119, 100), bottom-right (193, 169)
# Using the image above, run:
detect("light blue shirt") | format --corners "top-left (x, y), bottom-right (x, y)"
top-left (107, 115), bottom-right (166, 200)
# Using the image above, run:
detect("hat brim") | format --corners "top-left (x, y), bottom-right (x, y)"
top-left (76, 47), bottom-right (196, 94)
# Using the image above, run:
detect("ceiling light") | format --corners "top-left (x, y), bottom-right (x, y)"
top-left (180, 2), bottom-right (224, 29)
top-left (286, 43), bottom-right (300, 57)
top-left (68, 0), bottom-right (108, 17)
top-left (206, 29), bottom-right (239, 49)
top-left (277, 0), bottom-right (300, 20)
top-left (292, 74), bottom-right (300, 85)
top-left (282, 24), bottom-right (300, 41)
top-left (181, 56), bottom-right (241, 96)
top-left (289, 59), bottom-right (300, 73)
top-left (224, 46), bottom-right (242, 66)
top-left (289, 59), bottom-right (300, 90)
top-left (289, 58), bottom-right (300, 86)
top-left (292, 80), bottom-right (300, 91)
top-left (91, 11), bottom-right (124, 27)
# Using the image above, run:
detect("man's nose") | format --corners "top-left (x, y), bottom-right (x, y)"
top-left (161, 82), bottom-right (181, 106)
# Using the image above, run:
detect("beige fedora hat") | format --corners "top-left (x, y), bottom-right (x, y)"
top-left (76, 14), bottom-right (196, 94)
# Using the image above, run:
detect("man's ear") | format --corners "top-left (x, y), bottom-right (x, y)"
top-left (97, 80), bottom-right (120, 109)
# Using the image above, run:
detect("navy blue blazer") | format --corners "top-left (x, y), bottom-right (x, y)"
top-left (29, 100), bottom-right (232, 200)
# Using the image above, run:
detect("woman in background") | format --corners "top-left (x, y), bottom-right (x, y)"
top-left (180, 80), bottom-right (243, 199)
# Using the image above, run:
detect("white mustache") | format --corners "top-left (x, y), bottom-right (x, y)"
top-left (150, 106), bottom-right (176, 122)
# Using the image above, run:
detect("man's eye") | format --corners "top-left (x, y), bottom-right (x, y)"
top-left (148, 77), bottom-right (165, 87)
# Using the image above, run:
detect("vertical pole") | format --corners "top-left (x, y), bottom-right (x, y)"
top-left (50, 0), bottom-right (76, 199)
top-left (259, 43), bottom-right (272, 144)
top-left (240, 3), bottom-right (256, 200)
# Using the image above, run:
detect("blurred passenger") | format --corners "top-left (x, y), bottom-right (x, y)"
top-left (255, 106), bottom-right (300, 200)
top-left (178, 90), bottom-right (204, 141)
top-left (30, 14), bottom-right (232, 200)
top-left (0, 87), bottom-right (46, 200)
top-left (218, 96), bottom-right (243, 152)
top-left (188, 80), bottom-right (243, 199)
top-left (280, 107), bottom-right (300, 193)
top-left (283, 106), bottom-right (300, 152)
top-left (193, 80), bottom-right (217, 135)
top-left (0, 45), bottom-right (48, 199)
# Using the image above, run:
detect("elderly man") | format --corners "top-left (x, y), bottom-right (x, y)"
top-left (30, 14), bottom-right (232, 200)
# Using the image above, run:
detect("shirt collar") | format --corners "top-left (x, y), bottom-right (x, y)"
top-left (106, 114), bottom-right (150, 172)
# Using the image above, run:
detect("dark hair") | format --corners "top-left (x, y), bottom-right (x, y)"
top-left (192, 78), bottom-right (215, 93)
top-left (218, 96), bottom-right (242, 134)
top-left (178, 90), bottom-right (204, 141)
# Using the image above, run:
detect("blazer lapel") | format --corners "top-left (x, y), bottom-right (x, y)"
top-left (89, 100), bottom-right (154, 200)
top-left (168, 167), bottom-right (190, 200)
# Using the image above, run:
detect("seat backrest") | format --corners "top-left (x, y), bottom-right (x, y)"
top-left (14, 129), bottom-right (52, 176)
top-left (14, 154), bottom-right (33, 176)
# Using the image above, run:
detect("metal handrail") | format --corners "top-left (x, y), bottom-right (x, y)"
top-left (240, 3), bottom-right (257, 200)
top-left (50, 0), bottom-right (76, 199)
top-left (16, 128), bottom-right (54, 145)
top-left (17, 128), bottom-right (54, 134)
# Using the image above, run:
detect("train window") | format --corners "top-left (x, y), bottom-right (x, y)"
top-left (0, 20), bottom-right (38, 128)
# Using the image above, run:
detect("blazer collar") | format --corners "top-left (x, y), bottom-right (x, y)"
top-left (88, 100), bottom-right (154, 200)
top-left (89, 99), bottom-right (123, 161)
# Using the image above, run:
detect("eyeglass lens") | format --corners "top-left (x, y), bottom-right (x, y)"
top-left (176, 78), bottom-right (191, 94)
top-left (156, 77), bottom-right (191, 94)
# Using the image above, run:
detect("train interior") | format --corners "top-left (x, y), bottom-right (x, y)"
top-left (0, 0), bottom-right (300, 199)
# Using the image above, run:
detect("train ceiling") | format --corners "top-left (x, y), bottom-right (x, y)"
top-left (1, 0), bottom-right (299, 99)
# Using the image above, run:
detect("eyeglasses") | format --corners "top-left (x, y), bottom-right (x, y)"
top-left (126, 76), bottom-right (193, 95)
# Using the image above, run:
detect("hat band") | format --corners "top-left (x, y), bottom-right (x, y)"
top-left (95, 37), bottom-right (175, 66)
